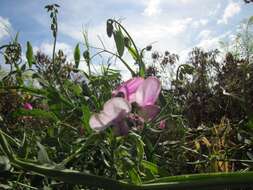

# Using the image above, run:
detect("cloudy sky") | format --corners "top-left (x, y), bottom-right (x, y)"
top-left (0, 0), bottom-right (252, 78)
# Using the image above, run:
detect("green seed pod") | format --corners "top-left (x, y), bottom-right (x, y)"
top-left (106, 19), bottom-right (114, 38)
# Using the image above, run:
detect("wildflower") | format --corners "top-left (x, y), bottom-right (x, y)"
top-left (114, 77), bottom-right (161, 121)
top-left (159, 120), bottom-right (166, 129)
top-left (90, 77), bottom-right (161, 135)
top-left (23, 103), bottom-right (33, 110)
top-left (89, 97), bottom-right (131, 135)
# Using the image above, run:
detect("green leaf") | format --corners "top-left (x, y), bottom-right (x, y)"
top-left (83, 50), bottom-right (90, 63)
top-left (14, 32), bottom-right (19, 43)
top-left (72, 84), bottom-right (83, 96)
top-left (127, 46), bottom-right (138, 61)
top-left (128, 168), bottom-right (142, 185)
top-left (26, 41), bottom-right (34, 68)
top-left (12, 109), bottom-right (59, 122)
top-left (142, 160), bottom-right (158, 175)
top-left (81, 104), bottom-right (92, 135)
top-left (128, 132), bottom-right (144, 162)
top-left (18, 132), bottom-right (29, 158)
top-left (8, 156), bottom-right (253, 190)
top-left (37, 142), bottom-right (51, 164)
top-left (114, 30), bottom-right (125, 57)
top-left (74, 43), bottom-right (80, 69)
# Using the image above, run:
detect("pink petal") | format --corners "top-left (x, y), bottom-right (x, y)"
top-left (89, 112), bottom-right (112, 131)
top-left (89, 97), bottom-right (131, 131)
top-left (112, 77), bottom-right (144, 102)
top-left (135, 77), bottom-right (161, 107)
top-left (139, 105), bottom-right (160, 121)
top-left (159, 120), bottom-right (166, 129)
top-left (23, 103), bottom-right (33, 110)
top-left (103, 97), bottom-right (131, 121)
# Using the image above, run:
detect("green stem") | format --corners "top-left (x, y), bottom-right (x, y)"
top-left (113, 20), bottom-right (145, 77)
top-left (91, 46), bottom-right (136, 76)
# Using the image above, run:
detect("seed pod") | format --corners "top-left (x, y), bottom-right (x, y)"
top-left (106, 19), bottom-right (113, 38)
top-left (146, 45), bottom-right (152, 51)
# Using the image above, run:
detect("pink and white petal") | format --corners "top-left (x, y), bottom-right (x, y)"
top-left (112, 77), bottom-right (144, 101)
top-left (103, 97), bottom-right (131, 118)
top-left (135, 77), bottom-right (161, 107)
top-left (90, 97), bottom-right (131, 132)
top-left (89, 113), bottom-right (112, 131)
top-left (139, 105), bottom-right (160, 121)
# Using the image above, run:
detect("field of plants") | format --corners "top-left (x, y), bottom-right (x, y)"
top-left (0, 2), bottom-right (253, 190)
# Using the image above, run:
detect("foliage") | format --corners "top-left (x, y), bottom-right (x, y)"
top-left (0, 4), bottom-right (253, 190)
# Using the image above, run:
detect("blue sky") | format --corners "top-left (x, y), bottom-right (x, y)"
top-left (0, 0), bottom-right (252, 78)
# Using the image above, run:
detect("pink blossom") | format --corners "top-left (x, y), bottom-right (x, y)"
top-left (89, 97), bottom-right (131, 134)
top-left (159, 120), bottom-right (166, 129)
top-left (23, 103), bottom-right (33, 110)
top-left (114, 77), bottom-right (161, 121)
top-left (89, 77), bottom-right (161, 135)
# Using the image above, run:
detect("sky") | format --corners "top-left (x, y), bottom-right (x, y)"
top-left (0, 0), bottom-right (252, 79)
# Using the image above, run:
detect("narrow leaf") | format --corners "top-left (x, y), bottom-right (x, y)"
top-left (26, 41), bottom-right (34, 68)
top-left (74, 43), bottom-right (80, 69)
top-left (37, 142), bottom-right (51, 164)
top-left (114, 30), bottom-right (125, 57)
top-left (129, 168), bottom-right (142, 185)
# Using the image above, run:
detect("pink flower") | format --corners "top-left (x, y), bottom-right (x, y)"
top-left (114, 77), bottom-right (161, 121)
top-left (159, 120), bottom-right (166, 129)
top-left (89, 97), bottom-right (131, 135)
top-left (89, 77), bottom-right (161, 135)
top-left (23, 103), bottom-right (33, 110)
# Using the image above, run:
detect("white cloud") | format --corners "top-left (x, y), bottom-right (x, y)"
top-left (209, 3), bottom-right (221, 16)
top-left (197, 31), bottom-right (231, 50)
top-left (197, 30), bottom-right (212, 40)
top-left (35, 42), bottom-right (73, 61)
top-left (192, 19), bottom-right (209, 28)
top-left (0, 16), bottom-right (11, 40)
top-left (218, 2), bottom-right (241, 24)
top-left (143, 0), bottom-right (161, 16)
top-left (179, 0), bottom-right (194, 3)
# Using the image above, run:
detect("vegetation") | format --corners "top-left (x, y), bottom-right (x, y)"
top-left (0, 3), bottom-right (253, 190)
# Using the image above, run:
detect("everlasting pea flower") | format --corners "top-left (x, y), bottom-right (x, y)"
top-left (114, 77), bottom-right (161, 121)
top-left (89, 97), bottom-right (131, 135)
top-left (23, 103), bottom-right (33, 110)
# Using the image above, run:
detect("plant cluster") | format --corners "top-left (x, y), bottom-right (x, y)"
top-left (0, 4), bottom-right (253, 190)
